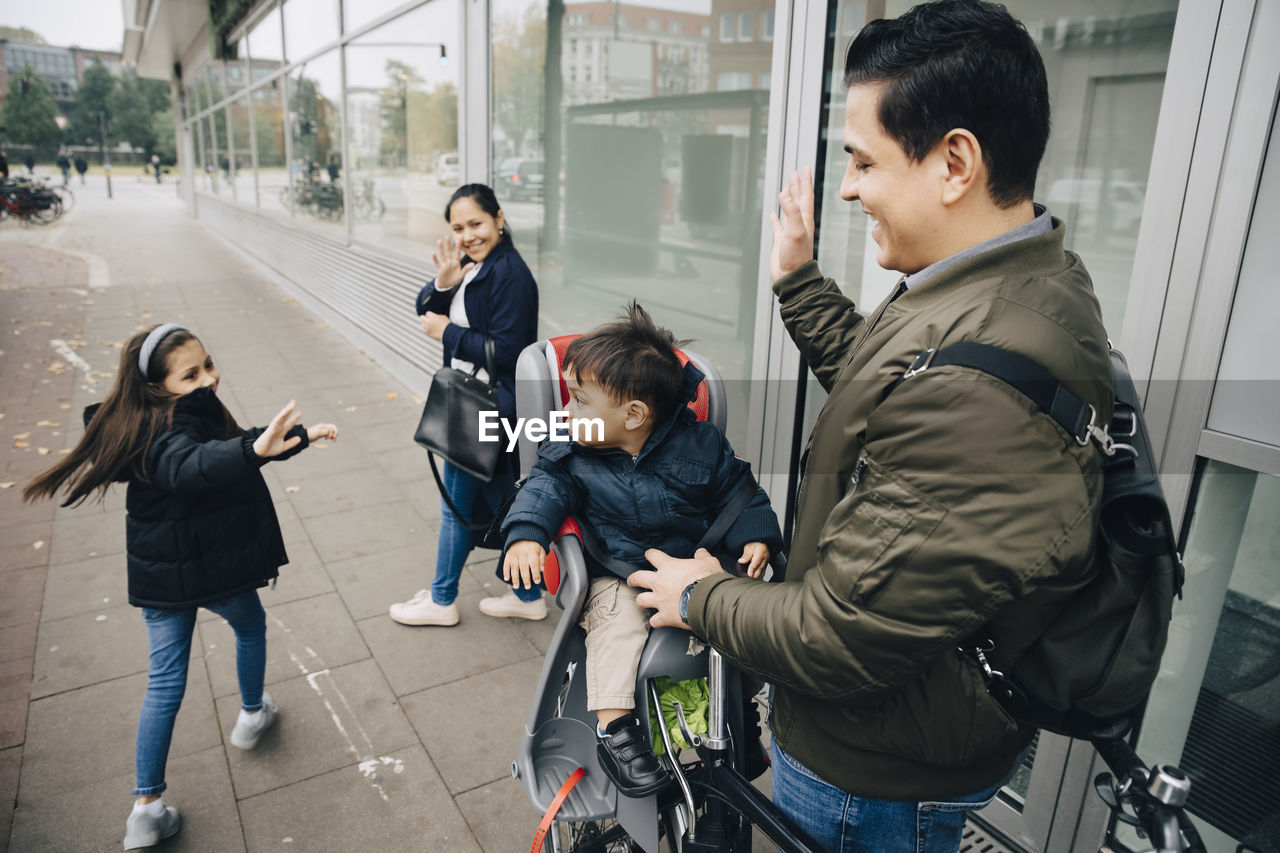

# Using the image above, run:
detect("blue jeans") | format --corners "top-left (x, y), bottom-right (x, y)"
top-left (770, 740), bottom-right (1000, 853)
top-left (433, 460), bottom-right (540, 606)
top-left (134, 590), bottom-right (267, 796)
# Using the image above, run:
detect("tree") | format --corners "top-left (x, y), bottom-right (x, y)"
top-left (378, 60), bottom-right (425, 167)
top-left (492, 4), bottom-right (546, 158)
top-left (152, 108), bottom-right (177, 163)
top-left (109, 74), bottom-right (161, 153)
top-left (68, 62), bottom-right (114, 146)
top-left (2, 64), bottom-right (61, 152)
top-left (0, 26), bottom-right (46, 44)
top-left (407, 83), bottom-right (458, 167)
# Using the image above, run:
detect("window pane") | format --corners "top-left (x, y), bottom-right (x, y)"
top-left (247, 6), bottom-right (284, 64)
top-left (344, 0), bottom-right (461, 257)
top-left (254, 82), bottom-right (289, 214)
top-left (1132, 460), bottom-right (1280, 852)
top-left (344, 0), bottom-right (419, 34)
top-left (285, 49), bottom-right (343, 236)
top-left (491, 0), bottom-right (774, 449)
top-left (283, 0), bottom-right (339, 63)
top-left (1207, 104), bottom-right (1280, 448)
top-left (226, 48), bottom-right (248, 93)
top-left (229, 94), bottom-right (253, 203)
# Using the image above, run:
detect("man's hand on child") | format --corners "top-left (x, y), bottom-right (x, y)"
top-left (253, 400), bottom-right (304, 458)
top-left (739, 542), bottom-right (770, 579)
top-left (503, 540), bottom-right (545, 590)
top-left (307, 423), bottom-right (339, 442)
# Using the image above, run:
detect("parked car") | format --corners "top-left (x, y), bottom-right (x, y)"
top-left (495, 157), bottom-right (544, 201)
top-left (436, 152), bottom-right (460, 186)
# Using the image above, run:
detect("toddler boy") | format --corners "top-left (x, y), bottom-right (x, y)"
top-left (501, 302), bottom-right (782, 796)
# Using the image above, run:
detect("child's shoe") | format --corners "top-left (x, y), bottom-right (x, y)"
top-left (389, 589), bottom-right (460, 626)
top-left (596, 714), bottom-right (669, 797)
top-left (230, 691), bottom-right (277, 750)
top-left (478, 591), bottom-right (547, 621)
top-left (123, 798), bottom-right (181, 849)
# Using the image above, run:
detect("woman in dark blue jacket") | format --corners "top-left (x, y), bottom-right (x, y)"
top-left (390, 183), bottom-right (545, 627)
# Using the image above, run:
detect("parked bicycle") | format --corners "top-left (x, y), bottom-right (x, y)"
top-left (279, 177), bottom-right (342, 221)
top-left (353, 178), bottom-right (385, 221)
top-left (0, 178), bottom-right (63, 225)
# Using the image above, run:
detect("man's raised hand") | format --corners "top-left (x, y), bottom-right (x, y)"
top-left (769, 166), bottom-right (816, 283)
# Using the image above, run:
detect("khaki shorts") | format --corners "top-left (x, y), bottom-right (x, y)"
top-left (579, 577), bottom-right (651, 712)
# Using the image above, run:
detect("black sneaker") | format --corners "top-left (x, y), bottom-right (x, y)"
top-left (596, 714), bottom-right (669, 798)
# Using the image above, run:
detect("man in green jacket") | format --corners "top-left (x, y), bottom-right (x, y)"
top-left (630, 1), bottom-right (1114, 850)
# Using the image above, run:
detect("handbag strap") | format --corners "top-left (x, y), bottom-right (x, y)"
top-left (428, 451), bottom-right (498, 533)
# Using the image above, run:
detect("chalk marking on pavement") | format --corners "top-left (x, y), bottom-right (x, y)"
top-left (50, 339), bottom-right (97, 392)
top-left (268, 613), bottom-right (396, 801)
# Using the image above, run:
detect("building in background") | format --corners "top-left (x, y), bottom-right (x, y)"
top-left (121, 2), bottom-right (1280, 849)
top-left (0, 39), bottom-right (124, 116)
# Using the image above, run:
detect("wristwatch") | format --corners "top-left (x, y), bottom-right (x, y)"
top-left (678, 580), bottom-right (699, 624)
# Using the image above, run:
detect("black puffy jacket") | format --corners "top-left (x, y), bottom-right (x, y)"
top-left (88, 387), bottom-right (308, 609)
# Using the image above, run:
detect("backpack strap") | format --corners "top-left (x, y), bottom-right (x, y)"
top-left (890, 342), bottom-right (1121, 455)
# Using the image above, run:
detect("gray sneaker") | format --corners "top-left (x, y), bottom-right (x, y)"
top-left (230, 691), bottom-right (278, 750)
top-left (123, 803), bottom-right (181, 850)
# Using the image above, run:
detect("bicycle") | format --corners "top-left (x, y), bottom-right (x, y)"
top-left (510, 337), bottom-right (821, 853)
top-left (1092, 738), bottom-right (1205, 853)
top-left (353, 178), bottom-right (385, 221)
top-left (0, 178), bottom-right (63, 225)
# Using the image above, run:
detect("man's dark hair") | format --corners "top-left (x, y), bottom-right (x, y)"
top-left (564, 301), bottom-right (691, 425)
top-left (844, 0), bottom-right (1049, 207)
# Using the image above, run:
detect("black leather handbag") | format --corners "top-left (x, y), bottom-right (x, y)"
top-left (414, 337), bottom-right (502, 489)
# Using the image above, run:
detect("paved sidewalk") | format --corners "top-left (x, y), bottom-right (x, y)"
top-left (1, 177), bottom-right (559, 851)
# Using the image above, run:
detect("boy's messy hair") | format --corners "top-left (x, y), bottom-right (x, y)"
top-left (564, 301), bottom-right (691, 425)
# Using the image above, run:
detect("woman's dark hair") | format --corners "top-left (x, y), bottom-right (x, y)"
top-left (445, 183), bottom-right (511, 243)
top-left (23, 326), bottom-right (240, 507)
top-left (564, 301), bottom-right (692, 426)
top-left (843, 0), bottom-right (1049, 208)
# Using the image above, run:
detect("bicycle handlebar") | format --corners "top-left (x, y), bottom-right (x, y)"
top-left (1091, 739), bottom-right (1205, 853)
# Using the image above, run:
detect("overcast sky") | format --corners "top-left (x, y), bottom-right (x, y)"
top-left (1, 0), bottom-right (125, 52)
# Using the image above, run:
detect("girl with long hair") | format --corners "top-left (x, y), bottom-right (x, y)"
top-left (24, 323), bottom-right (338, 849)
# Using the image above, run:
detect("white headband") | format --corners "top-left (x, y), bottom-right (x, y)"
top-left (138, 324), bottom-right (188, 380)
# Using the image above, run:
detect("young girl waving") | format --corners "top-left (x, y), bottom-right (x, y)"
top-left (24, 323), bottom-right (338, 850)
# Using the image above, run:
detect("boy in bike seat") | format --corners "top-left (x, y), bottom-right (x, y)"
top-left (500, 302), bottom-right (782, 797)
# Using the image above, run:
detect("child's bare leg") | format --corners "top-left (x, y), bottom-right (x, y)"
top-left (595, 708), bottom-right (629, 731)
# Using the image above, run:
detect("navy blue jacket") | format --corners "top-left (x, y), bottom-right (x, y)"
top-left (88, 388), bottom-right (308, 609)
top-left (415, 238), bottom-right (539, 425)
top-left (502, 363), bottom-right (783, 579)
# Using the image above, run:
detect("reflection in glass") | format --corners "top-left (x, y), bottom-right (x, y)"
top-left (283, 0), bottom-right (340, 63)
top-left (247, 6), bottom-right (284, 64)
top-left (344, 0), bottom-right (421, 35)
top-left (229, 95), bottom-right (253, 203)
top-left (286, 49), bottom-right (344, 235)
top-left (214, 106), bottom-right (231, 194)
top-left (1132, 461), bottom-right (1280, 852)
top-left (254, 83), bottom-right (289, 215)
top-left (491, 0), bottom-right (773, 449)
top-left (344, 0), bottom-right (460, 255)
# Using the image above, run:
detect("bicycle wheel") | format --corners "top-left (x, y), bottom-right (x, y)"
top-left (551, 803), bottom-right (686, 852)
top-left (53, 186), bottom-right (74, 214)
top-left (28, 196), bottom-right (62, 225)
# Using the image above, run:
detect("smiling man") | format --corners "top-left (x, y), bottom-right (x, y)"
top-left (629, 1), bottom-right (1115, 850)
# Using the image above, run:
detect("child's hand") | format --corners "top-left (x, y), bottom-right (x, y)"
top-left (253, 400), bottom-right (304, 458)
top-left (308, 423), bottom-right (339, 442)
top-left (503, 540), bottom-right (546, 590)
top-left (739, 542), bottom-right (770, 579)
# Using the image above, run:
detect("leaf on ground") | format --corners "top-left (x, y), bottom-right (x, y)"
top-left (37, 420), bottom-right (61, 427)
top-left (0, 482), bottom-right (14, 489)
top-left (14, 441), bottom-right (30, 448)
top-left (59, 448), bottom-right (71, 455)
top-left (37, 447), bottom-right (50, 455)
top-left (386, 392), bottom-right (399, 399)
top-left (14, 432), bottom-right (30, 439)
top-left (58, 404), bottom-right (70, 410)
top-left (344, 405), bottom-right (357, 412)
top-left (285, 486), bottom-right (299, 493)
top-left (411, 395), bottom-right (425, 405)
top-left (33, 540), bottom-right (45, 549)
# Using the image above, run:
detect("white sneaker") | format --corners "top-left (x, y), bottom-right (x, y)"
top-left (389, 589), bottom-right (460, 626)
top-left (230, 691), bottom-right (278, 750)
top-left (478, 591), bottom-right (548, 621)
top-left (123, 800), bottom-right (181, 850)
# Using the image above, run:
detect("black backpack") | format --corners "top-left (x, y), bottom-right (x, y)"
top-left (890, 342), bottom-right (1184, 741)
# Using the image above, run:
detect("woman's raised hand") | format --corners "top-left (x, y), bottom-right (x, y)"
top-left (769, 166), bottom-right (816, 283)
top-left (252, 400), bottom-right (304, 458)
top-left (432, 233), bottom-right (476, 290)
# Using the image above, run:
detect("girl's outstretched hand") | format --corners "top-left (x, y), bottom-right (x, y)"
top-left (308, 423), bottom-right (339, 442)
top-left (252, 400), bottom-right (304, 458)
